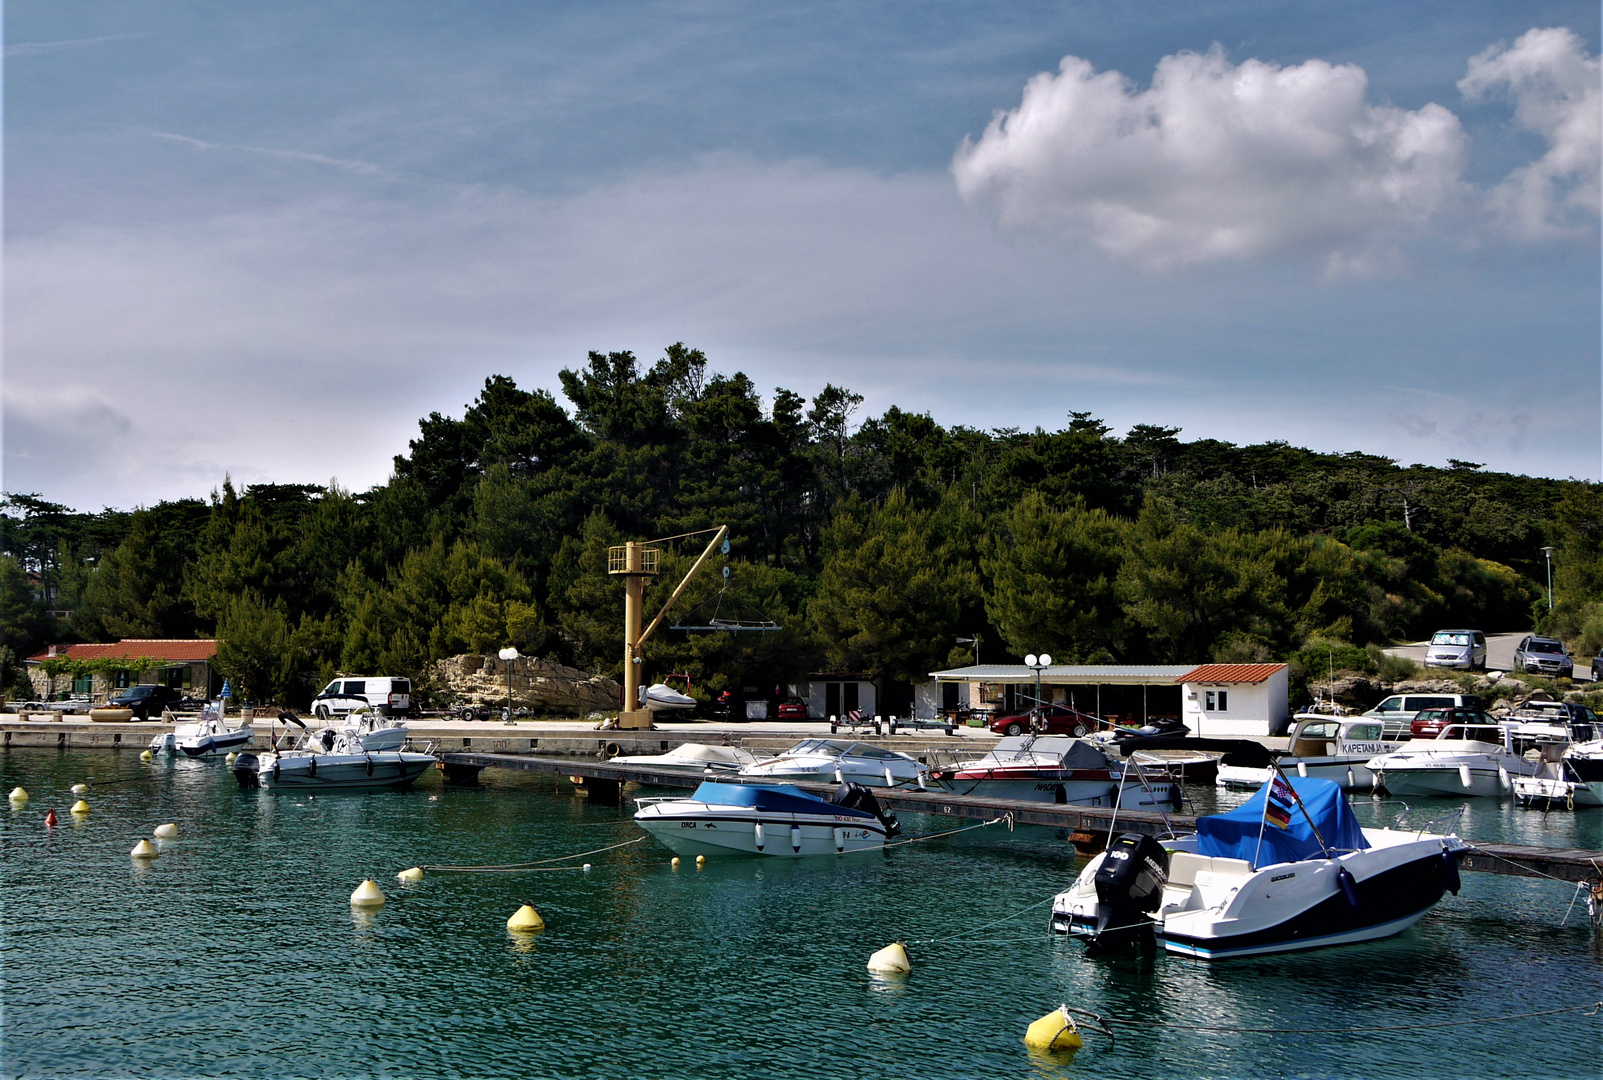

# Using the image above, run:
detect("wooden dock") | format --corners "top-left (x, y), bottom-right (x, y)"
top-left (442, 752), bottom-right (1603, 885)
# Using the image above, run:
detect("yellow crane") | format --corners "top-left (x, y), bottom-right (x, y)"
top-left (607, 525), bottom-right (728, 729)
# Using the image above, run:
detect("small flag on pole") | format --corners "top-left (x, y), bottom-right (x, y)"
top-left (1265, 775), bottom-right (1295, 829)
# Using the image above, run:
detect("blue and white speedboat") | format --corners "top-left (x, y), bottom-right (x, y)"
top-left (1051, 776), bottom-right (1466, 959)
top-left (634, 781), bottom-right (901, 858)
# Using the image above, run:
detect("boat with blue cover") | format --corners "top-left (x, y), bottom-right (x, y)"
top-left (634, 781), bottom-right (901, 857)
top-left (1051, 775), bottom-right (1466, 959)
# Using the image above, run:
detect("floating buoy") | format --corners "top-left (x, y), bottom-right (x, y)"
top-left (695, 854), bottom-right (706, 868)
top-left (70, 783), bottom-right (89, 795)
top-left (349, 879), bottom-right (386, 907)
top-left (582, 863), bottom-right (592, 872)
top-left (1024, 1006), bottom-right (1083, 1053)
top-left (44, 808), bottom-right (58, 827)
top-left (9, 787), bottom-right (28, 803)
top-left (140, 750), bottom-right (154, 762)
top-left (153, 823), bottom-right (178, 839)
top-left (225, 752), bottom-right (238, 765)
top-left (70, 800), bottom-right (91, 815)
top-left (671, 857), bottom-right (682, 869)
top-left (396, 866), bottom-right (424, 883)
top-left (506, 904), bottom-right (545, 931)
top-left (866, 941), bottom-right (911, 974)
top-left (130, 839), bottom-right (159, 859)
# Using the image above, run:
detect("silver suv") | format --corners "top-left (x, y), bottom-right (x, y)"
top-left (1513, 636), bottom-right (1573, 678)
top-left (1424, 629), bottom-right (1486, 671)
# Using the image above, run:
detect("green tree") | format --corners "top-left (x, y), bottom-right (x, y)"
top-left (214, 592), bottom-right (294, 704)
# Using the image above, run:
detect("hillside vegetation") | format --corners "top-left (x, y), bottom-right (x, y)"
top-left (4, 344), bottom-right (1600, 706)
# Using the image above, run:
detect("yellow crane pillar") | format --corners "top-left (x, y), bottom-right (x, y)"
top-left (611, 540), bottom-right (659, 730)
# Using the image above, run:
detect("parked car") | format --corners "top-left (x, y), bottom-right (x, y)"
top-left (776, 697), bottom-right (810, 720)
top-left (1364, 693), bottom-right (1483, 734)
top-left (1423, 629), bottom-right (1486, 671)
top-left (1593, 655), bottom-right (1603, 682)
top-left (309, 676), bottom-right (413, 719)
top-left (107, 684), bottom-right (187, 720)
top-left (1512, 636), bottom-right (1573, 678)
top-left (987, 704), bottom-right (1101, 738)
top-left (1410, 706), bottom-right (1491, 739)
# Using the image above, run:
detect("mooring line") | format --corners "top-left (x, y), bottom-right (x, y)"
top-left (418, 836), bottom-right (645, 872)
top-left (1080, 1000), bottom-right (1603, 1036)
top-left (906, 894), bottom-right (1057, 944)
top-left (882, 814), bottom-right (1010, 850)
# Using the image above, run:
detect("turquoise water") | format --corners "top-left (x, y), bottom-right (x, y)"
top-left (3, 750), bottom-right (1600, 1080)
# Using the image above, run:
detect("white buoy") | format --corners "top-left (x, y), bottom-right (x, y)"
top-left (396, 866), bottom-right (424, 883)
top-left (70, 783), bottom-right (89, 795)
top-left (866, 941), bottom-right (911, 974)
top-left (349, 879), bottom-right (386, 907)
top-left (695, 854), bottom-right (706, 869)
top-left (153, 823), bottom-right (178, 839)
top-left (70, 800), bottom-right (91, 815)
top-left (9, 787), bottom-right (28, 803)
top-left (130, 839), bottom-right (159, 859)
top-left (671, 856), bottom-right (681, 869)
top-left (506, 904), bottom-right (545, 931)
top-left (582, 863), bottom-right (592, 872)
top-left (1458, 764), bottom-right (1474, 790)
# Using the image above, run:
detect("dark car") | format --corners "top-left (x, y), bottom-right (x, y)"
top-left (776, 697), bottom-right (810, 721)
top-left (108, 684), bottom-right (186, 720)
top-left (1410, 706), bottom-right (1492, 739)
top-left (987, 704), bottom-right (1100, 738)
top-left (1513, 636), bottom-right (1573, 678)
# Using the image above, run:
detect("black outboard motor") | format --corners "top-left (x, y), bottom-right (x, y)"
top-left (1092, 832), bottom-right (1171, 948)
top-left (232, 753), bottom-right (260, 789)
top-left (833, 782), bottom-right (903, 838)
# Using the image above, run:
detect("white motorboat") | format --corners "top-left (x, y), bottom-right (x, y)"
top-left (737, 739), bottom-right (926, 788)
top-left (338, 709), bottom-right (410, 752)
top-left (1217, 715), bottom-right (1402, 791)
top-left (1365, 720), bottom-right (1541, 797)
top-left (929, 735), bottom-right (1179, 808)
top-left (1543, 738), bottom-right (1603, 808)
top-left (148, 704), bottom-right (253, 757)
top-left (232, 715), bottom-right (434, 790)
top-left (641, 683), bottom-right (697, 712)
top-left (609, 742), bottom-right (766, 773)
top-left (1051, 776), bottom-right (1467, 959)
top-left (634, 780), bottom-right (901, 857)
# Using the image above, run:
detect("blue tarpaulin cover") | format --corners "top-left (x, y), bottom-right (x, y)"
top-left (690, 782), bottom-right (874, 819)
top-left (1196, 776), bottom-right (1369, 865)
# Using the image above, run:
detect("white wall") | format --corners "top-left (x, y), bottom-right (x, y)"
top-left (801, 680), bottom-right (877, 720)
top-left (1181, 669), bottom-right (1289, 737)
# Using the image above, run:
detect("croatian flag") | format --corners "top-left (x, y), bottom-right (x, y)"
top-left (1266, 776), bottom-right (1296, 829)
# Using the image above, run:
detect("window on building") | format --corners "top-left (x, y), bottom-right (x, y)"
top-left (72, 674), bottom-right (93, 696)
top-left (114, 671), bottom-right (132, 689)
top-left (1205, 689), bottom-right (1229, 711)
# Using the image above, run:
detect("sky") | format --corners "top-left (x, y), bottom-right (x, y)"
top-left (3, 1), bottom-right (1600, 512)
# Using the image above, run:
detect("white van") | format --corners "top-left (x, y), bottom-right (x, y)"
top-left (1363, 692), bottom-right (1483, 737)
top-left (310, 676), bottom-right (412, 720)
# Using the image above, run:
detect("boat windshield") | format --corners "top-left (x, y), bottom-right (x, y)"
top-left (1342, 722), bottom-right (1384, 741)
top-left (1295, 721), bottom-right (1340, 741)
top-left (784, 739), bottom-right (846, 757)
top-left (844, 743), bottom-right (902, 760)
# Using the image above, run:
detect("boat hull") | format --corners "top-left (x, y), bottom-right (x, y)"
top-left (1372, 764), bottom-right (1506, 798)
top-left (635, 805), bottom-right (887, 858)
top-left (1217, 761), bottom-right (1375, 791)
top-left (244, 751), bottom-right (435, 790)
top-left (178, 729), bottom-right (254, 758)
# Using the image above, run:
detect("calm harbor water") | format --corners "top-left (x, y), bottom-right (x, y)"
top-left (3, 749), bottom-right (1600, 1080)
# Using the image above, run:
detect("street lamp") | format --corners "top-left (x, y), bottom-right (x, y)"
top-left (498, 647), bottom-right (520, 722)
top-left (1540, 547), bottom-right (1555, 612)
top-left (1023, 653), bottom-right (1053, 718)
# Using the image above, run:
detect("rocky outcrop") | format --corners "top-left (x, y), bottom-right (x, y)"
top-left (430, 654), bottom-right (622, 716)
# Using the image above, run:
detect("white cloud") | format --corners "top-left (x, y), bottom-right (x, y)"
top-left (1460, 27), bottom-right (1601, 239)
top-left (952, 46), bottom-right (1467, 271)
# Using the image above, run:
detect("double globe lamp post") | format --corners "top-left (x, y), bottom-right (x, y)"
top-left (1023, 653), bottom-right (1053, 720)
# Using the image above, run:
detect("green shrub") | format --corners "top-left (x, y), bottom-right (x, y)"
top-left (1367, 644), bottom-right (1419, 682)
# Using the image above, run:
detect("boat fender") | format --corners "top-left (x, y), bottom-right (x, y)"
top-left (272, 760), bottom-right (281, 783)
top-left (350, 879), bottom-right (386, 907)
top-left (1346, 767), bottom-right (1355, 788)
top-left (308, 756), bottom-right (317, 779)
top-left (154, 823), bottom-right (178, 839)
top-left (1458, 764), bottom-right (1473, 790)
top-left (1024, 1006), bottom-right (1082, 1053)
top-left (1440, 848), bottom-right (1461, 895)
top-left (70, 800), bottom-right (91, 815)
top-left (833, 827), bottom-right (845, 852)
top-left (365, 757), bottom-right (374, 777)
top-left (1335, 866), bottom-right (1361, 909)
top-left (883, 767), bottom-right (894, 788)
top-left (866, 941), bottom-right (910, 974)
top-left (1054, 784), bottom-right (1067, 805)
top-left (1497, 765), bottom-right (1510, 792)
top-left (1297, 761), bottom-right (1309, 778)
top-left (506, 904), bottom-right (544, 931)
top-left (754, 822), bottom-right (765, 851)
top-left (791, 823), bottom-right (802, 853)
top-left (8, 787), bottom-right (27, 803)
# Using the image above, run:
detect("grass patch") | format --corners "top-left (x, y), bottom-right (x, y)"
top-left (1367, 645), bottom-right (1419, 682)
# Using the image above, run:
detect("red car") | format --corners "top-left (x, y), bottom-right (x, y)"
top-left (987, 704), bottom-right (1100, 738)
top-left (1410, 706), bottom-right (1491, 739)
top-left (776, 697), bottom-right (810, 720)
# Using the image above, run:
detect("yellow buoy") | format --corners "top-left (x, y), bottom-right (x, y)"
top-left (671, 857), bottom-right (682, 869)
top-left (1024, 1006), bottom-right (1083, 1053)
top-left (225, 752), bottom-right (238, 765)
top-left (349, 879), bottom-right (386, 907)
top-left (153, 823), bottom-right (178, 839)
top-left (70, 783), bottom-right (90, 795)
top-left (506, 904), bottom-right (545, 931)
top-left (70, 800), bottom-right (91, 815)
top-left (695, 854), bottom-right (706, 868)
top-left (397, 866), bottom-right (424, 883)
top-left (866, 941), bottom-right (911, 975)
top-left (140, 750), bottom-right (154, 762)
top-left (9, 787), bottom-right (28, 803)
top-left (130, 839), bottom-right (159, 859)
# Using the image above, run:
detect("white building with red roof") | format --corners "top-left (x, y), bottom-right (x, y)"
top-left (1178, 663), bottom-right (1289, 737)
top-left (25, 639), bottom-right (220, 703)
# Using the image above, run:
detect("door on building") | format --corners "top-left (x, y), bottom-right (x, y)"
top-left (843, 683), bottom-right (859, 715)
top-left (824, 682), bottom-right (841, 719)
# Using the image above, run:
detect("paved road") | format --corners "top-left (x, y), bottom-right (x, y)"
top-left (1385, 630), bottom-right (1596, 681)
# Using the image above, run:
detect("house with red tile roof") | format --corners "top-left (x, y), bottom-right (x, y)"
top-left (1177, 663), bottom-right (1289, 737)
top-left (25, 640), bottom-right (219, 703)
